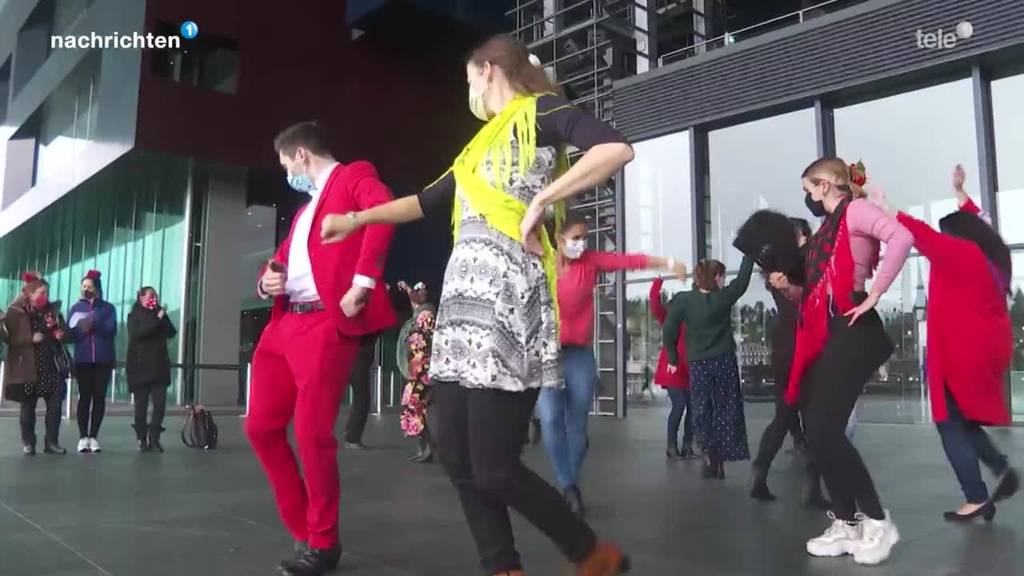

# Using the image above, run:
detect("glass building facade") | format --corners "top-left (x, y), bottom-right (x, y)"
top-left (0, 151), bottom-right (189, 406)
top-left (622, 71), bottom-right (1024, 423)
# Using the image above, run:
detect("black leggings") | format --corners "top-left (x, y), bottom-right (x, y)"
top-left (803, 309), bottom-right (893, 521)
top-left (76, 363), bottom-right (112, 438)
top-left (432, 381), bottom-right (596, 574)
top-left (133, 385), bottom-right (168, 439)
top-left (753, 352), bottom-right (806, 471)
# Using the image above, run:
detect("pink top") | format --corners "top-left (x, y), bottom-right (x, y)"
top-left (781, 198), bottom-right (913, 301)
top-left (845, 199), bottom-right (913, 294)
top-left (558, 251), bottom-right (650, 346)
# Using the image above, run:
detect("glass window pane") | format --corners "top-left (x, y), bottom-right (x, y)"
top-left (708, 109), bottom-right (818, 271)
top-left (992, 74), bottom-right (1024, 245)
top-left (1011, 251), bottom-right (1024, 421)
top-left (835, 79), bottom-right (980, 424)
top-left (624, 131), bottom-right (692, 280)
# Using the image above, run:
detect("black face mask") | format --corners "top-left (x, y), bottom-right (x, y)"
top-left (83, 289), bottom-right (96, 300)
top-left (805, 193), bottom-right (827, 218)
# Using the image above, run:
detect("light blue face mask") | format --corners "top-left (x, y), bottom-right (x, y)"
top-left (286, 172), bottom-right (316, 193)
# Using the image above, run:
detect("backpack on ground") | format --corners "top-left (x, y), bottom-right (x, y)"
top-left (182, 405), bottom-right (219, 450)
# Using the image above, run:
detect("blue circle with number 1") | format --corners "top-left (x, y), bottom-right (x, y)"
top-left (180, 21), bottom-right (199, 40)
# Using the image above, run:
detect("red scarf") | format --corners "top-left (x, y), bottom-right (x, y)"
top-left (784, 199), bottom-right (856, 405)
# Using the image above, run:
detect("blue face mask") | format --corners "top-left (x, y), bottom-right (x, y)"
top-left (286, 172), bottom-right (316, 194)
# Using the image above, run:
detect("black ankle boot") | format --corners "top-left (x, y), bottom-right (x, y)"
top-left (749, 465), bottom-right (776, 501)
top-left (563, 486), bottom-right (585, 518)
top-left (666, 440), bottom-right (683, 460)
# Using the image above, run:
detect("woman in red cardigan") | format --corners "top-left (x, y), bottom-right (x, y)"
top-left (882, 165), bottom-right (1018, 522)
top-left (649, 277), bottom-right (696, 460)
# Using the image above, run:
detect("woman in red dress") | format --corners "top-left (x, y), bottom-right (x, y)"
top-left (881, 165), bottom-right (1018, 522)
top-left (649, 277), bottom-right (695, 460)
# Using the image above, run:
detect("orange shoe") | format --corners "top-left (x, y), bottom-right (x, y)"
top-left (574, 542), bottom-right (631, 576)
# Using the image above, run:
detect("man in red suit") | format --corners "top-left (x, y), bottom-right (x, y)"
top-left (246, 121), bottom-right (396, 576)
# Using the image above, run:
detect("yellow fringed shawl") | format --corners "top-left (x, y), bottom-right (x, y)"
top-left (445, 93), bottom-right (568, 330)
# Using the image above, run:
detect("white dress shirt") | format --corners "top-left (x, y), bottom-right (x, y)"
top-left (283, 162), bottom-right (376, 303)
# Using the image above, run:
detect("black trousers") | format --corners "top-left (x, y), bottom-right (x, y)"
top-left (133, 385), bottom-right (168, 439)
top-left (753, 351), bottom-right (806, 471)
top-left (803, 308), bottom-right (892, 521)
top-left (432, 382), bottom-right (596, 574)
top-left (343, 335), bottom-right (377, 444)
top-left (21, 393), bottom-right (64, 447)
top-left (76, 363), bottom-right (112, 438)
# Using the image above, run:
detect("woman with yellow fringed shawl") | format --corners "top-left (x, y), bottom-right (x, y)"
top-left (320, 33), bottom-right (634, 576)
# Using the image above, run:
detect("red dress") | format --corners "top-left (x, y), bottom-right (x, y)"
top-left (896, 200), bottom-right (1011, 426)
top-left (650, 278), bottom-right (689, 389)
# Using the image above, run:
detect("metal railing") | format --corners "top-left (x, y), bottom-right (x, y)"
top-left (658, 0), bottom-right (846, 66)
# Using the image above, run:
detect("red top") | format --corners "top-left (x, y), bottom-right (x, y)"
top-left (263, 162), bottom-right (398, 336)
top-left (896, 199), bottom-right (1011, 425)
top-left (650, 278), bottom-right (689, 389)
top-left (557, 251), bottom-right (650, 346)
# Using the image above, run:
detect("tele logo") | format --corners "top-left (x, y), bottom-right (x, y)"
top-left (916, 21), bottom-right (974, 49)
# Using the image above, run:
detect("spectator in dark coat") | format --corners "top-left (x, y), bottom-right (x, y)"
top-left (126, 287), bottom-right (177, 453)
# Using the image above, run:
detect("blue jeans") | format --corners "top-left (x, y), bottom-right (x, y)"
top-left (666, 388), bottom-right (693, 447)
top-left (538, 346), bottom-right (595, 490)
top-left (936, 388), bottom-right (1009, 503)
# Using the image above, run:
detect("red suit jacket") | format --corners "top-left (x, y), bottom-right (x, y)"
top-left (897, 200), bottom-right (1011, 426)
top-left (650, 278), bottom-right (689, 389)
top-left (264, 161), bottom-right (397, 337)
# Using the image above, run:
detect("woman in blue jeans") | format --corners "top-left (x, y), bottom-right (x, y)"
top-left (545, 214), bottom-right (684, 516)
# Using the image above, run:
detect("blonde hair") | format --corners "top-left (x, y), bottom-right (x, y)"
top-left (801, 157), bottom-right (865, 198)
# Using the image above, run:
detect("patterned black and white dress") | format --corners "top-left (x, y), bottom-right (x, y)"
top-left (418, 94), bottom-right (626, 392)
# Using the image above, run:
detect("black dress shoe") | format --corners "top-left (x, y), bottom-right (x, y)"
top-left (679, 445), bottom-right (698, 460)
top-left (749, 466), bottom-right (776, 501)
top-left (666, 441), bottom-right (683, 460)
top-left (44, 443), bottom-right (67, 455)
top-left (280, 546), bottom-right (342, 576)
top-left (279, 541), bottom-right (310, 572)
top-left (564, 486), bottom-right (585, 518)
top-left (992, 468), bottom-right (1019, 503)
top-left (149, 437), bottom-right (164, 453)
top-left (943, 502), bottom-right (996, 523)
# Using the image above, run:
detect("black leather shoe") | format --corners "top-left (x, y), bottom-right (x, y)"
top-left (749, 466), bottom-right (776, 501)
top-left (279, 541), bottom-right (310, 572)
top-left (280, 546), bottom-right (342, 576)
top-left (943, 502), bottom-right (996, 523)
top-left (564, 486), bottom-right (585, 518)
top-left (679, 444), bottom-right (698, 460)
top-left (992, 468), bottom-right (1019, 503)
top-left (666, 441), bottom-right (683, 460)
top-left (149, 438), bottom-right (164, 453)
top-left (44, 443), bottom-right (67, 455)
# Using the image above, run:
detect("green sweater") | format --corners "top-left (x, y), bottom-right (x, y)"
top-left (664, 256), bottom-right (755, 364)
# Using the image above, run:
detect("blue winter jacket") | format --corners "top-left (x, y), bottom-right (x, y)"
top-left (68, 298), bottom-right (117, 364)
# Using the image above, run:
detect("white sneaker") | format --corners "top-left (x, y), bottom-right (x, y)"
top-left (853, 511), bottom-right (900, 566)
top-left (77, 438), bottom-right (90, 454)
top-left (806, 512), bottom-right (862, 557)
top-left (88, 438), bottom-right (102, 453)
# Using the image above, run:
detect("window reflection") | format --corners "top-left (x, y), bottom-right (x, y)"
top-left (1010, 252), bottom-right (1024, 421)
top-left (708, 109), bottom-right (817, 271)
top-left (835, 79), bottom-right (980, 423)
top-left (623, 131), bottom-right (692, 281)
top-left (992, 74), bottom-right (1024, 245)
top-left (624, 278), bottom-right (689, 405)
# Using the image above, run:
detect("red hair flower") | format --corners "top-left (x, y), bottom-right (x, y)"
top-left (21, 272), bottom-right (40, 284)
top-left (849, 160), bottom-right (868, 187)
top-left (86, 269), bottom-right (102, 280)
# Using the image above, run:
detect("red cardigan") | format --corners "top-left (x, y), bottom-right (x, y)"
top-left (650, 278), bottom-right (689, 389)
top-left (896, 200), bottom-right (1011, 425)
top-left (264, 162), bottom-right (398, 337)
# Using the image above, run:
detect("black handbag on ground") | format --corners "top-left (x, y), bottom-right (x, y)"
top-left (181, 405), bottom-right (219, 450)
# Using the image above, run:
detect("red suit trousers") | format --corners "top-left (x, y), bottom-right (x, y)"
top-left (245, 309), bottom-right (359, 549)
